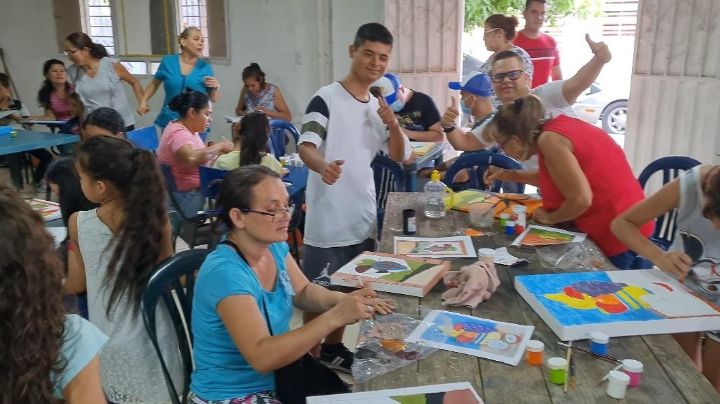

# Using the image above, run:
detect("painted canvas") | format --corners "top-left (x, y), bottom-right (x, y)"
top-left (406, 310), bottom-right (534, 366)
top-left (515, 270), bottom-right (720, 340)
top-left (330, 252), bottom-right (450, 297)
top-left (28, 199), bottom-right (61, 222)
top-left (444, 189), bottom-right (491, 212)
top-left (511, 225), bottom-right (586, 247)
top-left (306, 382), bottom-right (483, 404)
top-left (394, 236), bottom-right (476, 258)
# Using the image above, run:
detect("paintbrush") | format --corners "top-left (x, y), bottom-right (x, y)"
top-left (563, 341), bottom-right (572, 393)
top-left (557, 342), bottom-right (622, 364)
top-left (369, 86), bottom-right (384, 103)
top-left (570, 353), bottom-right (576, 389)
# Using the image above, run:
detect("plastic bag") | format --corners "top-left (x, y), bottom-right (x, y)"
top-left (352, 312), bottom-right (437, 384)
top-left (535, 242), bottom-right (610, 271)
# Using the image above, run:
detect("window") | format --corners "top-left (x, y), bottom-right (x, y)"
top-left (79, 0), bottom-right (116, 55)
top-left (177, 0), bottom-right (210, 57)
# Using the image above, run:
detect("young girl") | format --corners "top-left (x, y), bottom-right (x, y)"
top-left (612, 165), bottom-right (720, 391)
top-left (82, 107), bottom-right (126, 139)
top-left (64, 135), bottom-right (182, 402)
top-left (0, 185), bottom-right (107, 403)
top-left (214, 112), bottom-right (284, 173)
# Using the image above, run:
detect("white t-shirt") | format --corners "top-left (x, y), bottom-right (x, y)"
top-left (299, 81), bottom-right (410, 248)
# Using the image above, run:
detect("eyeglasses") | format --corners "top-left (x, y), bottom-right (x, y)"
top-left (483, 28), bottom-right (501, 37)
top-left (240, 204), bottom-right (295, 221)
top-left (490, 70), bottom-right (525, 83)
top-left (63, 48), bottom-right (81, 56)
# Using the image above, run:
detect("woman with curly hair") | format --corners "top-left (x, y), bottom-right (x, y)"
top-left (612, 165), bottom-right (720, 391)
top-left (0, 185), bottom-right (107, 402)
top-left (64, 135), bottom-right (181, 402)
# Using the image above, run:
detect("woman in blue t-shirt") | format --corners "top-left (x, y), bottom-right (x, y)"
top-left (0, 185), bottom-right (107, 402)
top-left (190, 166), bottom-right (394, 403)
top-left (138, 27), bottom-right (220, 129)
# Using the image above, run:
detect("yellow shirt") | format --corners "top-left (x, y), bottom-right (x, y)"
top-left (213, 150), bottom-right (285, 174)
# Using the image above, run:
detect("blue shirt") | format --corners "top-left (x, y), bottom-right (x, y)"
top-left (154, 54), bottom-right (214, 128)
top-left (191, 242), bottom-right (294, 400)
top-left (52, 314), bottom-right (108, 398)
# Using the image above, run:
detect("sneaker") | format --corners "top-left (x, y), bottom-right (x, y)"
top-left (319, 343), bottom-right (354, 374)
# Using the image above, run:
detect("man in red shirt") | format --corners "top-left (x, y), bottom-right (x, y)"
top-left (513, 0), bottom-right (562, 87)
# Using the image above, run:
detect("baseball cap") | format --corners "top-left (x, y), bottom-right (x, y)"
top-left (372, 73), bottom-right (402, 105)
top-left (448, 73), bottom-right (492, 97)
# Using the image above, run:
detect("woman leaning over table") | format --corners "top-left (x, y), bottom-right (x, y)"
top-left (486, 95), bottom-right (653, 269)
top-left (138, 27), bottom-right (220, 129)
top-left (64, 32), bottom-right (143, 132)
top-left (189, 165), bottom-right (394, 403)
top-left (612, 165), bottom-right (720, 391)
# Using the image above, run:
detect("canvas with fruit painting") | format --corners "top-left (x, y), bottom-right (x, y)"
top-left (330, 252), bottom-right (451, 297)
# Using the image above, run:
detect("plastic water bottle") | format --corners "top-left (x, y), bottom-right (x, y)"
top-left (424, 170), bottom-right (447, 218)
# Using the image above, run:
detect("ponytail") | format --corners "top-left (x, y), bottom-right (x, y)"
top-left (485, 14), bottom-right (519, 41)
top-left (65, 32), bottom-right (108, 59)
top-left (242, 63), bottom-right (266, 87)
top-left (490, 95), bottom-right (545, 146)
top-left (238, 112), bottom-right (270, 167)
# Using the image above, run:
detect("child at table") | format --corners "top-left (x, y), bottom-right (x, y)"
top-left (214, 112), bottom-right (284, 173)
top-left (64, 135), bottom-right (183, 402)
top-left (612, 164), bottom-right (720, 391)
top-left (82, 107), bottom-right (126, 139)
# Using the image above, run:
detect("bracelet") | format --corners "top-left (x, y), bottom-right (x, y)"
top-left (442, 126), bottom-right (456, 134)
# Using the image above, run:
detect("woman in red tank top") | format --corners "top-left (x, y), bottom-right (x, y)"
top-left (488, 95), bottom-right (653, 269)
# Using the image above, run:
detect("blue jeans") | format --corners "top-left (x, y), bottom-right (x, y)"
top-left (171, 189), bottom-right (204, 219)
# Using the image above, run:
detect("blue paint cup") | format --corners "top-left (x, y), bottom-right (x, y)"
top-left (590, 331), bottom-right (610, 355)
top-left (505, 220), bottom-right (515, 235)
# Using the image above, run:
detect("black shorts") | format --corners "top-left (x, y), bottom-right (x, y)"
top-left (301, 238), bottom-right (377, 288)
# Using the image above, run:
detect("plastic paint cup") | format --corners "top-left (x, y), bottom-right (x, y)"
top-left (468, 202), bottom-right (495, 228)
top-left (547, 357), bottom-right (568, 385)
top-left (606, 370), bottom-right (631, 399)
top-left (499, 213), bottom-right (510, 227)
top-left (622, 359), bottom-right (643, 387)
top-left (477, 248), bottom-right (495, 265)
top-left (512, 204), bottom-right (527, 228)
top-left (505, 220), bottom-right (515, 235)
top-left (590, 331), bottom-right (609, 355)
top-left (526, 340), bottom-right (544, 366)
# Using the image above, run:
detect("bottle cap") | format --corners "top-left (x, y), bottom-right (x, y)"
top-left (608, 370), bottom-right (630, 385)
top-left (526, 340), bottom-right (544, 352)
top-left (477, 248), bottom-right (495, 258)
top-left (621, 359), bottom-right (643, 373)
top-left (499, 213), bottom-right (511, 219)
top-left (505, 220), bottom-right (515, 226)
top-left (590, 331), bottom-right (609, 344)
top-left (547, 357), bottom-right (567, 370)
top-left (431, 170), bottom-right (441, 182)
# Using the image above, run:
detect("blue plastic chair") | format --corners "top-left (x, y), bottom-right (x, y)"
top-left (127, 126), bottom-right (159, 151)
top-left (372, 154), bottom-right (405, 236)
top-left (198, 131), bottom-right (208, 144)
top-left (268, 119), bottom-right (300, 157)
top-left (637, 155), bottom-right (701, 250)
top-left (442, 151), bottom-right (525, 193)
top-left (198, 166), bottom-right (228, 205)
top-left (141, 249), bottom-right (210, 404)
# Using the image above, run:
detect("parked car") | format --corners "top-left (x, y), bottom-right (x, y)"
top-left (572, 82), bottom-right (628, 135)
top-left (462, 53), bottom-right (485, 82)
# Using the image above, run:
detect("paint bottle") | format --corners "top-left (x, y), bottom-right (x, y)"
top-left (621, 359), bottom-right (643, 387)
top-left (512, 205), bottom-right (527, 232)
top-left (590, 332), bottom-right (610, 355)
top-left (477, 248), bottom-right (495, 266)
top-left (547, 357), bottom-right (568, 385)
top-left (402, 208), bottom-right (416, 235)
top-left (505, 220), bottom-right (516, 235)
top-left (499, 212), bottom-right (510, 227)
top-left (526, 340), bottom-right (544, 366)
top-left (606, 370), bottom-right (631, 399)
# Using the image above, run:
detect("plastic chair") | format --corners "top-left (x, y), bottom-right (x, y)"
top-left (637, 155), bottom-right (701, 250)
top-left (372, 154), bottom-right (405, 237)
top-left (127, 126), bottom-right (159, 151)
top-left (442, 151), bottom-right (525, 193)
top-left (268, 119), bottom-right (300, 157)
top-left (198, 132), bottom-right (208, 144)
top-left (160, 163), bottom-right (214, 249)
top-left (198, 166), bottom-right (228, 205)
top-left (141, 249), bottom-right (210, 404)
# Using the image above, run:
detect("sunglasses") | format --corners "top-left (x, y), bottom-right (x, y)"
top-left (490, 70), bottom-right (525, 83)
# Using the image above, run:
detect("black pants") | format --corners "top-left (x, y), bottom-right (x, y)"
top-left (7, 148), bottom-right (53, 187)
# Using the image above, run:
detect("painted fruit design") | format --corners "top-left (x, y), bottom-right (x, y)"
top-left (355, 259), bottom-right (408, 274)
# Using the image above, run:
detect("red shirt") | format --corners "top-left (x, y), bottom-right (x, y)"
top-left (513, 31), bottom-right (560, 88)
top-left (538, 115), bottom-right (653, 257)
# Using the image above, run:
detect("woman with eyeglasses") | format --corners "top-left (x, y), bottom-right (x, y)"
top-left (157, 90), bottom-right (233, 218)
top-left (612, 165), bottom-right (720, 391)
top-left (64, 32), bottom-right (143, 132)
top-left (478, 14), bottom-right (533, 107)
top-left (190, 165), bottom-right (392, 403)
top-left (489, 95), bottom-right (653, 269)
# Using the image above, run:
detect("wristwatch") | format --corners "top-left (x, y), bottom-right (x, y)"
top-left (442, 126), bottom-right (456, 134)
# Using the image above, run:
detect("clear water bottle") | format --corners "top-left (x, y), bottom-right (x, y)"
top-left (424, 170), bottom-right (447, 218)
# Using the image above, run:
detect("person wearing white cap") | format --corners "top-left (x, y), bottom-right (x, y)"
top-left (372, 73), bottom-right (443, 142)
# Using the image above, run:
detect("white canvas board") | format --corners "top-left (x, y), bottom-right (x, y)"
top-left (394, 236), bottom-right (476, 258)
top-left (306, 382), bottom-right (483, 403)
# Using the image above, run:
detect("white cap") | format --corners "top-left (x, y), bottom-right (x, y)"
top-left (499, 212), bottom-right (511, 218)
top-left (512, 205), bottom-right (527, 213)
top-left (526, 340), bottom-right (544, 352)
top-left (477, 248), bottom-right (495, 258)
top-left (622, 359), bottom-right (643, 373)
top-left (547, 357), bottom-right (567, 370)
top-left (506, 220), bottom-right (515, 226)
top-left (608, 370), bottom-right (630, 385)
top-left (590, 331), bottom-right (609, 344)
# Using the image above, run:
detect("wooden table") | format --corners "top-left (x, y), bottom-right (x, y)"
top-left (356, 193), bottom-right (720, 403)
